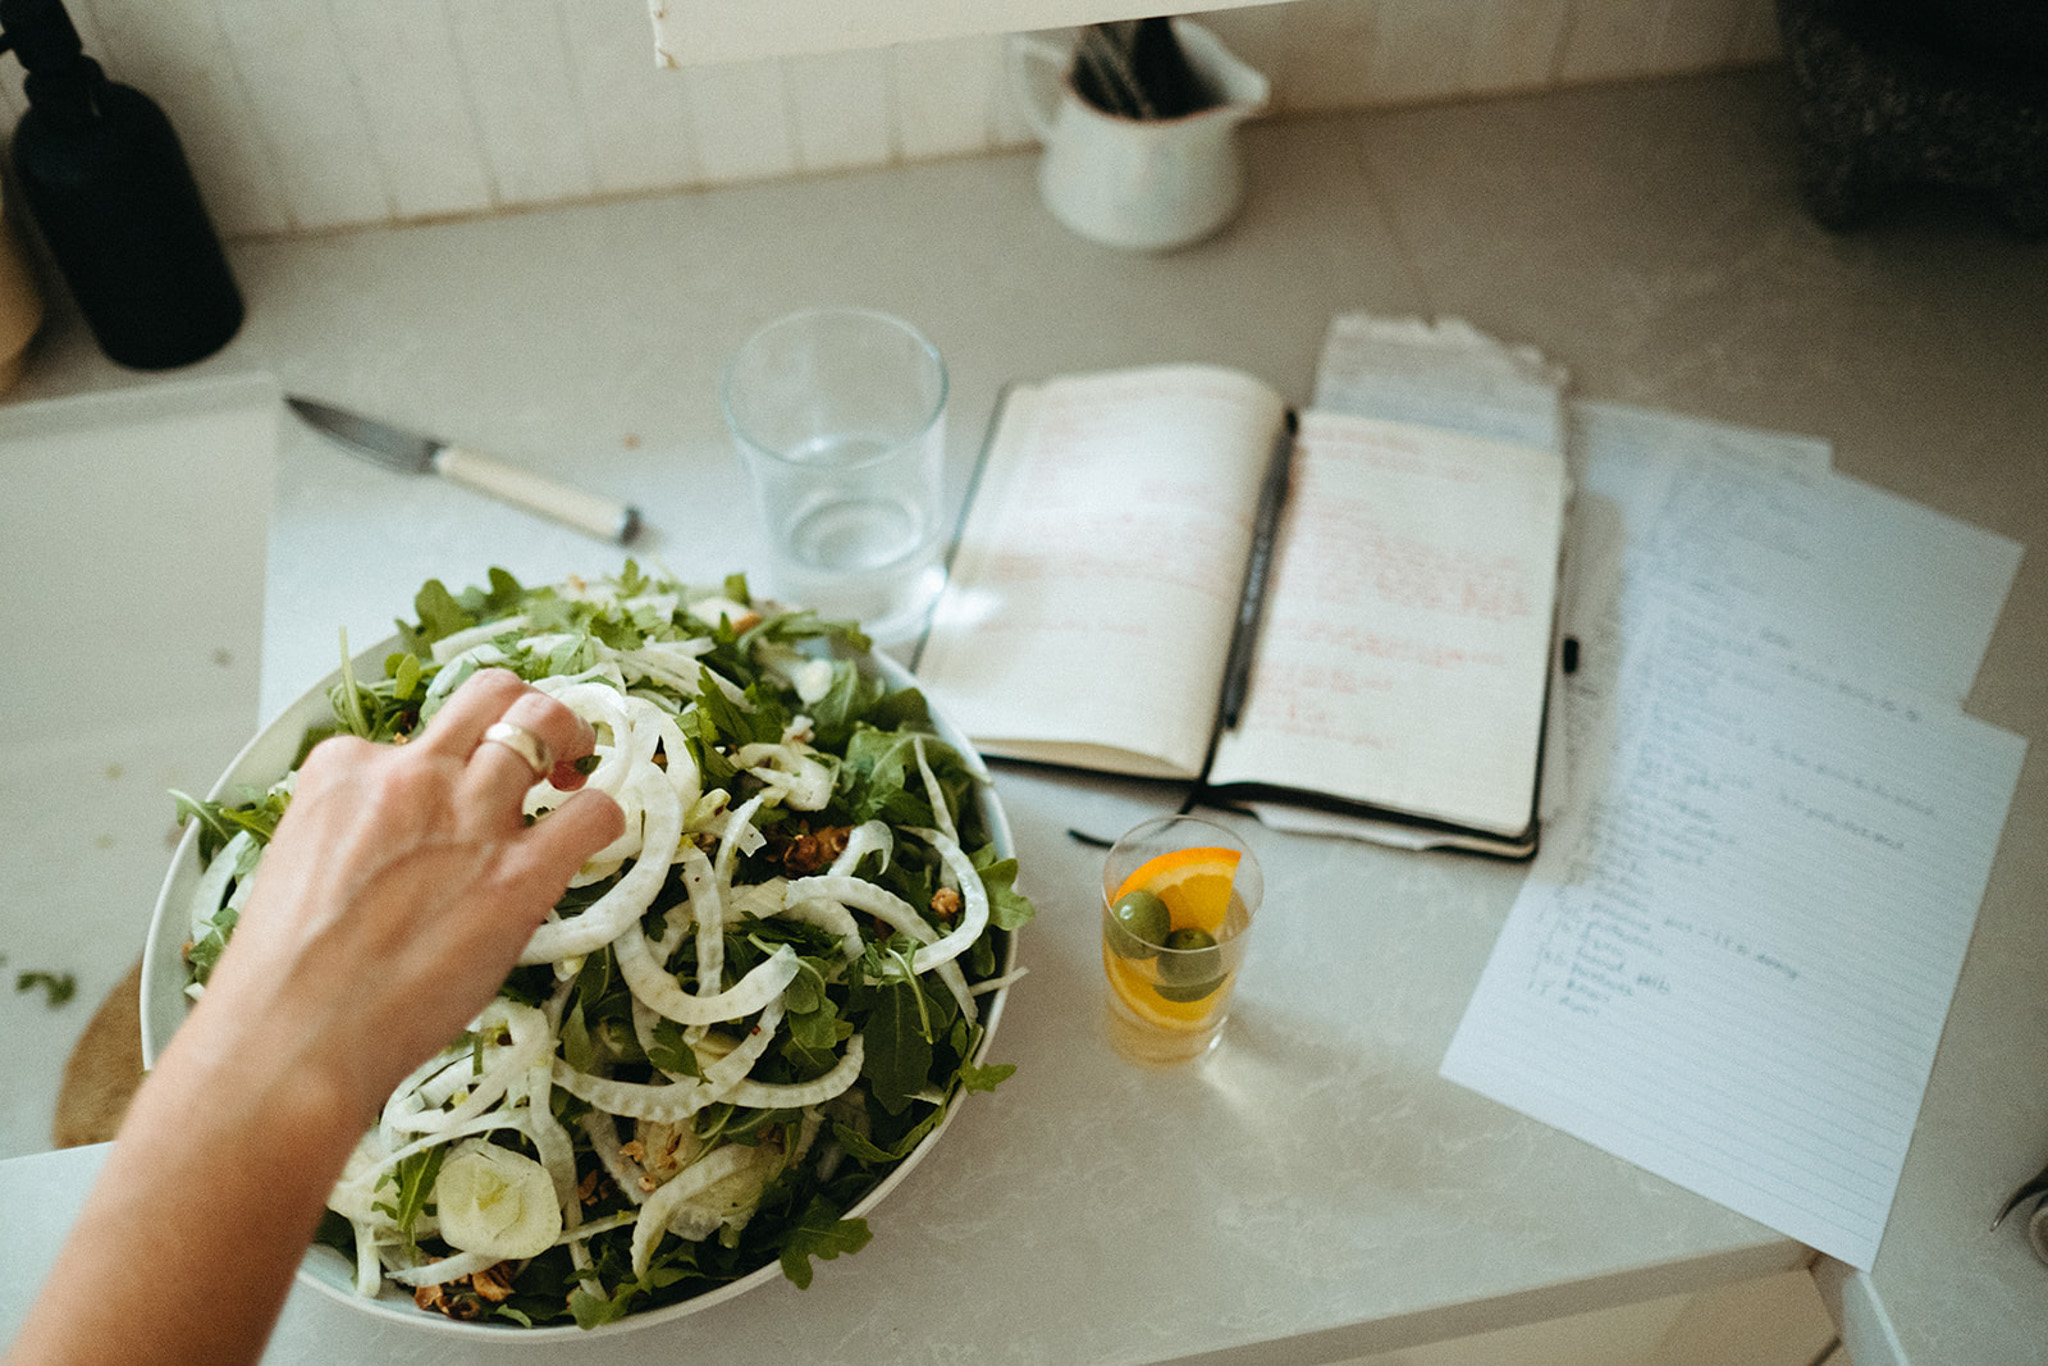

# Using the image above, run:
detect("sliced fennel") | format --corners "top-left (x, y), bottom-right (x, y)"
top-left (175, 565), bottom-right (1032, 1330)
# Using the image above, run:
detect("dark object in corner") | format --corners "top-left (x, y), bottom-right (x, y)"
top-left (1776, 0), bottom-right (2048, 235)
top-left (0, 0), bottom-right (244, 368)
top-left (1072, 18), bottom-right (1218, 121)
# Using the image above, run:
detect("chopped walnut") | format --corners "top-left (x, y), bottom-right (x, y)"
top-left (469, 1263), bottom-right (517, 1303)
top-left (774, 825), bottom-right (852, 876)
top-left (575, 1167), bottom-right (616, 1207)
top-left (930, 886), bottom-right (964, 920)
top-left (413, 1280), bottom-right (488, 1321)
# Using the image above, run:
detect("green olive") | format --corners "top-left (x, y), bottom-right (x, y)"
top-left (1155, 927), bottom-right (1225, 1001)
top-left (1108, 890), bottom-right (1172, 957)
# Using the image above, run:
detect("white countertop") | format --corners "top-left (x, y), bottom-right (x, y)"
top-left (3, 67), bottom-right (2045, 1365)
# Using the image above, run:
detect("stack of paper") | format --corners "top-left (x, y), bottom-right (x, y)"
top-left (1439, 395), bottom-right (2026, 1269)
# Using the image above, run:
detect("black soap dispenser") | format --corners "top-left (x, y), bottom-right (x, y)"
top-left (0, 0), bottom-right (243, 369)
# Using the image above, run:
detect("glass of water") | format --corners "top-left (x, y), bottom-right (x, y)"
top-left (721, 308), bottom-right (949, 643)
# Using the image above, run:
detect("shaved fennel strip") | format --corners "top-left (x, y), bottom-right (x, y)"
top-left (385, 1003), bottom-right (550, 1138)
top-left (777, 895), bottom-right (863, 960)
top-left (383, 1249), bottom-right (499, 1289)
top-left (630, 1144), bottom-right (760, 1277)
top-left (186, 831), bottom-right (252, 940)
top-left (912, 736), bottom-right (958, 847)
top-left (779, 871), bottom-right (979, 1020)
top-left (519, 768), bottom-right (682, 965)
top-left (626, 995), bottom-right (861, 1111)
top-left (972, 966), bottom-right (1029, 995)
top-left (700, 999), bottom-right (785, 1092)
top-left (724, 1034), bottom-right (866, 1109)
top-left (332, 1112), bottom-right (533, 1208)
top-left (352, 1220), bottom-right (384, 1298)
top-left (902, 828), bottom-right (990, 976)
top-left (581, 1110), bottom-right (650, 1206)
top-left (833, 820), bottom-right (893, 877)
top-left (613, 924), bottom-right (801, 1027)
top-left (552, 1000), bottom-right (784, 1123)
top-left (704, 795), bottom-right (771, 989)
top-left (783, 875), bottom-right (929, 941)
top-left (428, 615), bottom-right (529, 664)
top-left (674, 845), bottom-right (718, 981)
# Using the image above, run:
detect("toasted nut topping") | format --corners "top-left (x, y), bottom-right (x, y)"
top-left (470, 1263), bottom-right (517, 1303)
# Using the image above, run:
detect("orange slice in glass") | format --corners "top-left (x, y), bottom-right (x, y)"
top-left (1112, 845), bottom-right (1240, 936)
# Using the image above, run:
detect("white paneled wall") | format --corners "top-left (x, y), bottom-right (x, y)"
top-left (0, 0), bottom-right (1780, 239)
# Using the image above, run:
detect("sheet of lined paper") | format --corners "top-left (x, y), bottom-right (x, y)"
top-left (1444, 410), bottom-right (2027, 1269)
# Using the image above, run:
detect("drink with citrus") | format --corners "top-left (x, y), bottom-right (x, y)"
top-left (1100, 816), bottom-right (1263, 1063)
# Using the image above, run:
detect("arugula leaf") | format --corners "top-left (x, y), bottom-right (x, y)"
top-left (169, 790), bottom-right (238, 863)
top-left (14, 970), bottom-right (75, 1007)
top-left (467, 565), bottom-right (526, 618)
top-left (969, 847), bottom-right (1038, 931)
top-left (830, 1104), bottom-right (946, 1165)
top-left (559, 1001), bottom-right (597, 1074)
top-left (958, 1061), bottom-right (1017, 1093)
top-left (859, 979), bottom-right (934, 1115)
top-left (409, 578), bottom-right (474, 649)
top-left (373, 1144), bottom-right (446, 1244)
top-left (569, 1280), bottom-right (641, 1330)
top-left (185, 908), bottom-right (238, 984)
top-left (777, 1201), bottom-right (871, 1289)
top-left (645, 1017), bottom-right (702, 1078)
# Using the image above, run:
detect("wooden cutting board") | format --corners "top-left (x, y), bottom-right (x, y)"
top-left (53, 958), bottom-right (143, 1148)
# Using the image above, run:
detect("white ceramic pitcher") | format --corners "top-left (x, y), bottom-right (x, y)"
top-left (1011, 21), bottom-right (1270, 252)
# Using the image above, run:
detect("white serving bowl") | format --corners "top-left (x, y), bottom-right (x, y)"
top-left (140, 634), bottom-right (1017, 1339)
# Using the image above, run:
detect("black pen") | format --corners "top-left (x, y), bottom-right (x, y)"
top-left (1217, 409), bottom-right (1297, 730)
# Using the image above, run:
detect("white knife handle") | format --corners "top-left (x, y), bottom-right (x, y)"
top-left (433, 445), bottom-right (641, 544)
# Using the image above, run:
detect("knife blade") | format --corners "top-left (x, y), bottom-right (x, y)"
top-left (287, 395), bottom-right (642, 545)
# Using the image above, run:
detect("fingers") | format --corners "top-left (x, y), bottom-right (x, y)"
top-left (419, 669), bottom-right (599, 814)
top-left (498, 788), bottom-right (625, 915)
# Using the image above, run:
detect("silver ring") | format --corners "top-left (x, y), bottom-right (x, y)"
top-left (480, 721), bottom-right (553, 780)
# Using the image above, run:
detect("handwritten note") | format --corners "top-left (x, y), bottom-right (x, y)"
top-left (918, 364), bottom-right (1285, 779)
top-left (1206, 412), bottom-right (1567, 837)
top-left (1444, 414), bottom-right (2028, 1269)
top-left (1571, 402), bottom-right (2020, 704)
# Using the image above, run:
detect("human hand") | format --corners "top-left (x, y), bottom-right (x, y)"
top-left (8, 670), bottom-right (626, 1366)
top-left (195, 668), bottom-right (625, 1125)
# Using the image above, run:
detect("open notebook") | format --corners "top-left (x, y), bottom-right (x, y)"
top-left (913, 362), bottom-right (1571, 857)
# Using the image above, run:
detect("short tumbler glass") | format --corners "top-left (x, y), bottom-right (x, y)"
top-left (720, 308), bottom-right (948, 643)
top-left (1101, 815), bottom-right (1263, 1064)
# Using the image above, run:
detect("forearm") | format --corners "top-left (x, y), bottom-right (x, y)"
top-left (7, 672), bottom-right (617, 1364)
top-left (8, 998), bottom-right (368, 1365)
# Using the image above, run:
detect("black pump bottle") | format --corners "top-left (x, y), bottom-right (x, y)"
top-left (0, 0), bottom-right (243, 369)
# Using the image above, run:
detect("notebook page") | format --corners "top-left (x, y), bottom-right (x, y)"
top-left (917, 364), bottom-right (1286, 779)
top-left (1209, 412), bottom-right (1568, 835)
top-left (1442, 592), bottom-right (2026, 1269)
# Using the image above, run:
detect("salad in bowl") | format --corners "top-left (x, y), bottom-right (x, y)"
top-left (144, 564), bottom-right (1030, 1334)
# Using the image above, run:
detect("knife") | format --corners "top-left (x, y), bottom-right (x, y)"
top-left (287, 396), bottom-right (642, 545)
